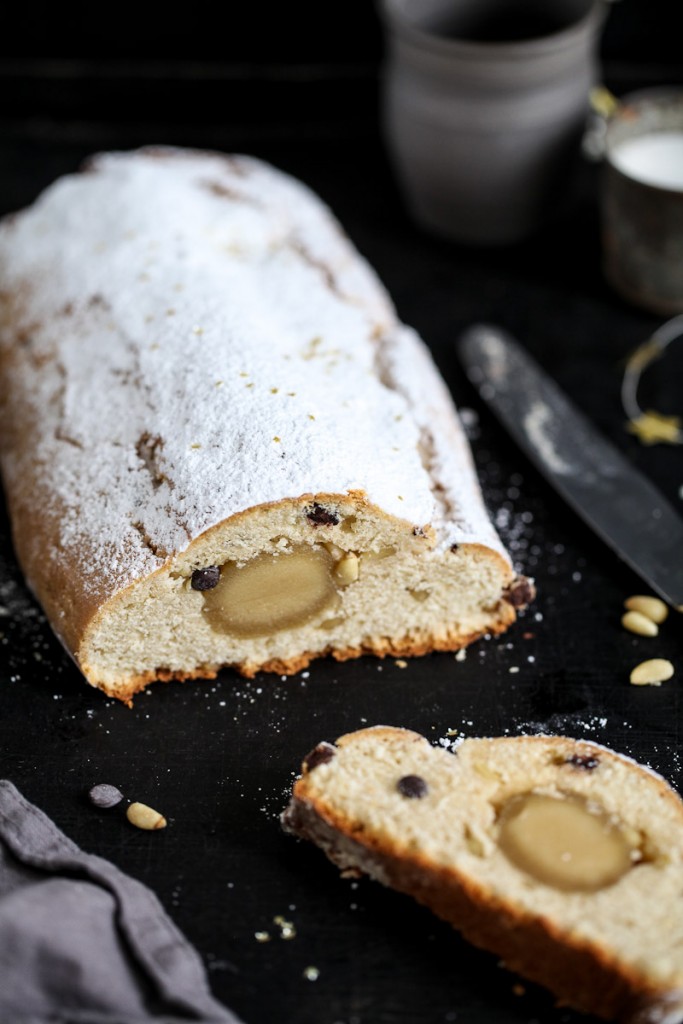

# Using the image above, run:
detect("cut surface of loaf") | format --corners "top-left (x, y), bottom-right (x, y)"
top-left (283, 727), bottom-right (683, 1024)
top-left (0, 148), bottom-right (531, 702)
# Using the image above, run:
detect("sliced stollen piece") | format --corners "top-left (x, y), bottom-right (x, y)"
top-left (283, 727), bottom-right (683, 1024)
top-left (0, 147), bottom-right (531, 703)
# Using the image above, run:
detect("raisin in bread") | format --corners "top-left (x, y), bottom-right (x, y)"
top-left (283, 726), bottom-right (683, 1023)
top-left (0, 148), bottom-right (531, 703)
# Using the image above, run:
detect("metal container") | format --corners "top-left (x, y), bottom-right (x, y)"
top-left (379, 0), bottom-right (605, 245)
top-left (602, 89), bottom-right (683, 314)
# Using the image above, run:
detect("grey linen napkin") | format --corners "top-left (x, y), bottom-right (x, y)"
top-left (0, 780), bottom-right (241, 1024)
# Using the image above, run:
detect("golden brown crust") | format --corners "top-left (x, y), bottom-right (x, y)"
top-left (73, 490), bottom-right (427, 656)
top-left (65, 490), bottom-right (521, 701)
top-left (0, 327), bottom-right (522, 701)
top-left (284, 730), bottom-right (683, 1024)
top-left (1, 169), bottom-right (524, 704)
top-left (326, 827), bottom-right (676, 1022)
top-left (86, 596), bottom-right (518, 705)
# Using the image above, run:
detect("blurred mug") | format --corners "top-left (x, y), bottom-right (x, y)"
top-left (601, 88), bottom-right (683, 314)
top-left (379, 0), bottom-right (605, 245)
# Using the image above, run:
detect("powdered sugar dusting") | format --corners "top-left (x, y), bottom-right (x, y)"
top-left (523, 400), bottom-right (574, 475)
top-left (0, 148), bottom-right (509, 606)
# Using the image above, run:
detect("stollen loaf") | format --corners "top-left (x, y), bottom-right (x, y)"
top-left (0, 148), bottom-right (532, 702)
top-left (283, 727), bottom-right (683, 1024)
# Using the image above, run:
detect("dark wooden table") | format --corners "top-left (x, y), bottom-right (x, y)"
top-left (1, 46), bottom-right (682, 1024)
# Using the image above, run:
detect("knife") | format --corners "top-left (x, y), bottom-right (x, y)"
top-left (457, 324), bottom-right (683, 611)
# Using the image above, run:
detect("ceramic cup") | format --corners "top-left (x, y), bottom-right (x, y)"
top-left (379, 0), bottom-right (605, 245)
top-left (601, 89), bottom-right (683, 315)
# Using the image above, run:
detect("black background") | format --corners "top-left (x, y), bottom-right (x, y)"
top-left (1, 3), bottom-right (682, 1023)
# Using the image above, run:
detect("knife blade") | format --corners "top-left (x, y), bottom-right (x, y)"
top-left (457, 324), bottom-right (683, 610)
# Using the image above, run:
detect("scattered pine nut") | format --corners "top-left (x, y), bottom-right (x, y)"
top-left (624, 595), bottom-right (669, 625)
top-left (630, 659), bottom-right (675, 686)
top-left (126, 801), bottom-right (167, 830)
top-left (334, 553), bottom-right (359, 585)
top-left (621, 611), bottom-right (658, 637)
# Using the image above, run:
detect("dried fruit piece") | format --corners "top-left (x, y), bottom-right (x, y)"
top-left (305, 503), bottom-right (339, 526)
top-left (504, 577), bottom-right (536, 608)
top-left (564, 755), bottom-right (600, 772)
top-left (630, 659), bottom-right (675, 686)
top-left (126, 801), bottom-right (167, 830)
top-left (498, 792), bottom-right (634, 891)
top-left (88, 783), bottom-right (124, 808)
top-left (203, 546), bottom-right (337, 637)
top-left (397, 775), bottom-right (428, 799)
top-left (624, 595), bottom-right (669, 625)
top-left (191, 565), bottom-right (220, 591)
top-left (304, 742), bottom-right (336, 772)
top-left (621, 611), bottom-right (659, 637)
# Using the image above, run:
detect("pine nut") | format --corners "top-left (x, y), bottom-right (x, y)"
top-left (621, 611), bottom-right (658, 637)
top-left (624, 595), bottom-right (669, 625)
top-left (334, 553), bottom-right (359, 585)
top-left (126, 802), bottom-right (167, 830)
top-left (630, 659), bottom-right (675, 686)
